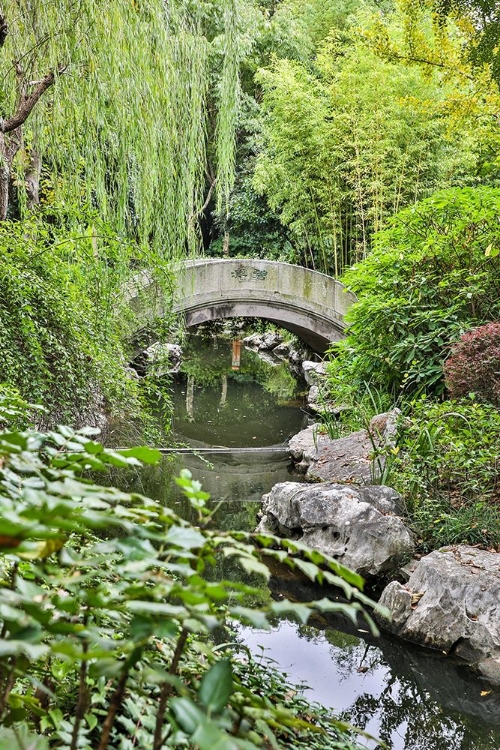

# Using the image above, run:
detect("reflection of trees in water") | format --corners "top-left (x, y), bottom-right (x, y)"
top-left (178, 332), bottom-right (300, 417)
top-left (342, 664), bottom-right (500, 750)
top-left (297, 624), bottom-right (383, 684)
top-left (291, 622), bottom-right (500, 750)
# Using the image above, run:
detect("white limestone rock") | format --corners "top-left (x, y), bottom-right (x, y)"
top-left (257, 481), bottom-right (414, 578)
top-left (377, 545), bottom-right (500, 684)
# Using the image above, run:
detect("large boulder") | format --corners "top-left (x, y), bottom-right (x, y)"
top-left (302, 360), bottom-right (327, 386)
top-left (377, 546), bottom-right (500, 684)
top-left (289, 411), bottom-right (399, 484)
top-left (257, 482), bottom-right (414, 578)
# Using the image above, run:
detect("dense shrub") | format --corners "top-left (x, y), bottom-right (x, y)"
top-left (0, 390), bottom-right (375, 749)
top-left (392, 398), bottom-right (500, 550)
top-left (444, 322), bottom-right (500, 406)
top-left (0, 210), bottom-right (146, 429)
top-left (327, 187), bottom-right (500, 399)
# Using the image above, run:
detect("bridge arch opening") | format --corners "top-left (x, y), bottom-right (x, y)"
top-left (182, 300), bottom-right (343, 352)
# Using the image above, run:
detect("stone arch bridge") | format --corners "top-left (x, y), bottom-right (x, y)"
top-left (129, 258), bottom-right (355, 352)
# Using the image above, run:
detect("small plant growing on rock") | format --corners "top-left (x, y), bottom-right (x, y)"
top-left (444, 322), bottom-right (500, 406)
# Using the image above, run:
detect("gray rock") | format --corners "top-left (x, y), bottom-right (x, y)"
top-left (255, 350), bottom-right (280, 367)
top-left (307, 427), bottom-right (377, 484)
top-left (242, 332), bottom-right (282, 350)
top-left (288, 346), bottom-right (304, 364)
top-left (289, 424), bottom-right (328, 473)
top-left (145, 342), bottom-right (182, 376)
top-left (272, 342), bottom-right (291, 359)
top-left (302, 360), bottom-right (327, 386)
top-left (242, 333), bottom-right (262, 348)
top-left (257, 482), bottom-right (414, 578)
top-left (307, 384), bottom-right (322, 410)
top-left (260, 332), bottom-right (282, 350)
top-left (146, 342), bottom-right (182, 361)
top-left (377, 546), bottom-right (500, 684)
top-left (289, 410), bottom-right (400, 484)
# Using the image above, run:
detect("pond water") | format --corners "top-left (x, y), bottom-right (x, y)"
top-left (170, 330), bottom-right (306, 448)
top-left (136, 330), bottom-right (500, 750)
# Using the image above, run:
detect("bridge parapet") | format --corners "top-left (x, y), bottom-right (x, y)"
top-left (129, 258), bottom-right (356, 352)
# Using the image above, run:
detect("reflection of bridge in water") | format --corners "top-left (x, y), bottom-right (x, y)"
top-left (130, 258), bottom-right (355, 352)
top-left (170, 443), bottom-right (296, 503)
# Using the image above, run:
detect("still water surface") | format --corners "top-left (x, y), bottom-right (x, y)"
top-left (140, 332), bottom-right (500, 749)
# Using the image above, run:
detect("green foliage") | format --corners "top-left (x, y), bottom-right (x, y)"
top-left (1, 0), bottom-right (251, 249)
top-left (0, 209), bottom-right (145, 427)
top-left (404, 0), bottom-right (500, 87)
top-left (328, 187), bottom-right (500, 398)
top-left (0, 390), bottom-right (382, 749)
top-left (392, 398), bottom-right (500, 549)
top-left (253, 22), bottom-right (482, 274)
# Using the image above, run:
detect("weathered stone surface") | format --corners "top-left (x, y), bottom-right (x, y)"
top-left (145, 342), bottom-right (182, 375)
top-left (307, 384), bottom-right (321, 410)
top-left (302, 360), bottom-right (327, 385)
top-left (146, 342), bottom-right (182, 361)
top-left (257, 481), bottom-right (414, 577)
top-left (306, 384), bottom-right (341, 415)
top-left (260, 332), bottom-right (282, 350)
top-left (242, 332), bottom-right (282, 350)
top-left (272, 342), bottom-right (290, 359)
top-left (307, 428), bottom-right (376, 483)
top-left (377, 546), bottom-right (500, 684)
top-left (289, 410), bottom-right (400, 484)
top-left (242, 333), bottom-right (262, 348)
top-left (255, 350), bottom-right (280, 367)
top-left (289, 424), bottom-right (327, 473)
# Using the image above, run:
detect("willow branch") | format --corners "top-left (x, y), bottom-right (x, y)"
top-left (189, 177), bottom-right (217, 224)
top-left (2, 65), bottom-right (67, 133)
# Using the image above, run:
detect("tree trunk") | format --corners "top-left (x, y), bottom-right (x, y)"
top-left (25, 151), bottom-right (42, 209)
top-left (223, 230), bottom-right (230, 256)
top-left (0, 132), bottom-right (10, 221)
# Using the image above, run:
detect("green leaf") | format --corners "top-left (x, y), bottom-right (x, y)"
top-left (271, 600), bottom-right (311, 624)
top-left (118, 446), bottom-right (162, 464)
top-left (239, 555), bottom-right (270, 581)
top-left (165, 526), bottom-right (205, 550)
top-left (292, 558), bottom-right (319, 582)
top-left (0, 641), bottom-right (49, 661)
top-left (85, 713), bottom-right (98, 731)
top-left (199, 659), bottom-right (232, 714)
top-left (191, 721), bottom-right (239, 750)
top-left (484, 243), bottom-right (500, 258)
top-left (170, 697), bottom-right (205, 734)
top-left (229, 606), bottom-right (269, 629)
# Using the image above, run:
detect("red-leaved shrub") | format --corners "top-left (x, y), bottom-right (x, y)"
top-left (444, 323), bottom-right (500, 406)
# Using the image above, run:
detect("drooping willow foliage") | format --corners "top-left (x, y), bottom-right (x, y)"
top-left (215, 0), bottom-right (241, 216)
top-left (1, 0), bottom-right (243, 256)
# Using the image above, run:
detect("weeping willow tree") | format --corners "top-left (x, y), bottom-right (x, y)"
top-left (0, 0), bottom-right (250, 429)
top-left (0, 0), bottom-right (244, 255)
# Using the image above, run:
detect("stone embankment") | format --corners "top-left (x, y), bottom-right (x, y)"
top-left (289, 410), bottom-right (399, 482)
top-left (255, 352), bottom-right (500, 686)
